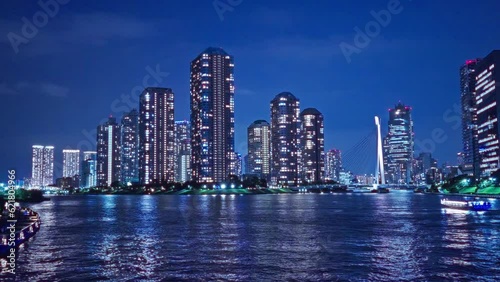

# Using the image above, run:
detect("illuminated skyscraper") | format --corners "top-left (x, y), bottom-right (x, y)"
top-left (460, 58), bottom-right (481, 177)
top-left (247, 120), bottom-right (271, 180)
top-left (96, 117), bottom-right (121, 186)
top-left (299, 108), bottom-right (325, 183)
top-left (190, 47), bottom-right (235, 182)
top-left (121, 109), bottom-right (139, 184)
top-left (476, 50), bottom-right (500, 176)
top-left (325, 149), bottom-right (342, 181)
top-left (31, 145), bottom-right (54, 187)
top-left (63, 149), bottom-right (80, 178)
top-left (31, 145), bottom-right (44, 187)
top-left (384, 102), bottom-right (414, 184)
top-left (139, 87), bottom-right (175, 184)
top-left (270, 92), bottom-right (300, 186)
top-left (229, 152), bottom-right (243, 178)
top-left (82, 151), bottom-right (97, 188)
top-left (175, 120), bottom-right (191, 182)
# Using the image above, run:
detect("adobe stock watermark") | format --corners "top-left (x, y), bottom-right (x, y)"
top-left (2, 170), bottom-right (17, 275)
top-left (75, 64), bottom-right (169, 153)
top-left (6, 0), bottom-right (70, 54)
top-left (339, 0), bottom-right (412, 63)
top-left (213, 0), bottom-right (243, 21)
top-left (414, 103), bottom-right (461, 154)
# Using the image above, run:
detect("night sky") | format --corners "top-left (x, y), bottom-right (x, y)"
top-left (1, 0), bottom-right (500, 182)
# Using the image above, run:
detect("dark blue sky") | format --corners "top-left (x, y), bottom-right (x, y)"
top-left (1, 0), bottom-right (500, 181)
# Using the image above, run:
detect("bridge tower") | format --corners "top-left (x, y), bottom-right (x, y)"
top-left (374, 116), bottom-right (385, 186)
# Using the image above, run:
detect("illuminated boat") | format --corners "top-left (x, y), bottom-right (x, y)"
top-left (440, 199), bottom-right (492, 212)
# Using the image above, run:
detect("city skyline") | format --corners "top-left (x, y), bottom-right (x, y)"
top-left (4, 3), bottom-right (500, 281)
top-left (3, 1), bottom-right (500, 181)
top-left (19, 46), bottom-right (500, 186)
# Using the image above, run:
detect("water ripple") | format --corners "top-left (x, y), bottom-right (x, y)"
top-left (13, 193), bottom-right (500, 281)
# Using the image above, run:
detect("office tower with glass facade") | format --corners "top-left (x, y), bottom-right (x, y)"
top-left (190, 47), bottom-right (235, 182)
top-left (96, 116), bottom-right (121, 186)
top-left (299, 108), bottom-right (325, 183)
top-left (384, 102), bottom-right (414, 184)
top-left (31, 145), bottom-right (54, 187)
top-left (247, 120), bottom-right (271, 180)
top-left (460, 59), bottom-right (481, 177)
top-left (270, 92), bottom-right (300, 186)
top-left (229, 152), bottom-right (243, 178)
top-left (62, 149), bottom-right (80, 178)
top-left (175, 120), bottom-right (191, 182)
top-left (476, 50), bottom-right (500, 176)
top-left (325, 149), bottom-right (342, 182)
top-left (121, 109), bottom-right (139, 184)
top-left (139, 87), bottom-right (175, 184)
top-left (82, 151), bottom-right (97, 188)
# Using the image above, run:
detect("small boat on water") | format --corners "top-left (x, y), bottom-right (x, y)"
top-left (348, 188), bottom-right (372, 193)
top-left (441, 199), bottom-right (492, 212)
top-left (370, 185), bottom-right (390, 193)
top-left (414, 187), bottom-right (426, 193)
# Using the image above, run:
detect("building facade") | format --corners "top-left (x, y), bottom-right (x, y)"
top-left (229, 152), bottom-right (243, 178)
top-left (476, 50), bottom-right (500, 176)
top-left (62, 149), bottom-right (80, 178)
top-left (270, 92), bottom-right (300, 186)
top-left (121, 109), bottom-right (139, 184)
top-left (82, 151), bottom-right (97, 188)
top-left (247, 120), bottom-right (271, 180)
top-left (175, 120), bottom-right (191, 182)
top-left (413, 152), bottom-right (432, 184)
top-left (31, 145), bottom-right (54, 187)
top-left (190, 47), bottom-right (235, 182)
top-left (325, 149), bottom-right (342, 182)
top-left (460, 59), bottom-right (481, 177)
top-left (299, 108), bottom-right (325, 183)
top-left (96, 117), bottom-right (121, 186)
top-left (384, 102), bottom-right (414, 184)
top-left (139, 87), bottom-right (175, 184)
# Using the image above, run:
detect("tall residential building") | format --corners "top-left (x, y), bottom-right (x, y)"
top-left (175, 121), bottom-right (191, 182)
top-left (190, 47), bottom-right (235, 182)
top-left (325, 149), bottom-right (342, 182)
top-left (384, 102), bottom-right (414, 184)
top-left (31, 145), bottom-right (54, 187)
top-left (139, 87), bottom-right (175, 184)
top-left (121, 109), bottom-right (139, 184)
top-left (299, 108), bottom-right (325, 183)
top-left (31, 145), bottom-right (44, 187)
top-left (476, 50), bottom-right (500, 176)
top-left (96, 116), bottom-right (121, 186)
top-left (62, 149), bottom-right (80, 177)
top-left (270, 92), bottom-right (300, 186)
top-left (247, 120), bottom-right (271, 179)
top-left (82, 151), bottom-right (97, 188)
top-left (460, 59), bottom-right (481, 177)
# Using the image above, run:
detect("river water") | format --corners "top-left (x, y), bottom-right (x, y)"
top-left (12, 192), bottom-right (500, 281)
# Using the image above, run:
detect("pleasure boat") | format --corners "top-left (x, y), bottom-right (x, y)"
top-left (441, 198), bottom-right (492, 212)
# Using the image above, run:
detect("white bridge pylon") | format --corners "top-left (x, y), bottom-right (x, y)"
top-left (374, 116), bottom-right (385, 187)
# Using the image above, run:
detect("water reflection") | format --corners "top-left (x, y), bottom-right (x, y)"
top-left (368, 193), bottom-right (423, 281)
top-left (13, 194), bottom-right (500, 281)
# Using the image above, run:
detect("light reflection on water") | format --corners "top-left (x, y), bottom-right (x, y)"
top-left (12, 193), bottom-right (500, 281)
